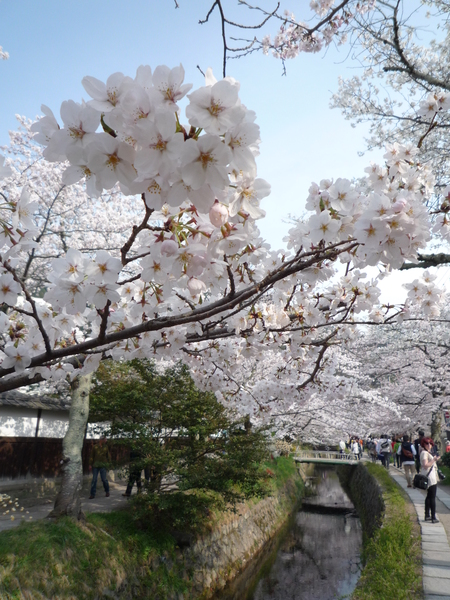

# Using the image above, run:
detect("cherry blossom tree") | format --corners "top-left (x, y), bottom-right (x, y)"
top-left (0, 60), bottom-right (447, 517)
top-left (186, 321), bottom-right (413, 445)
top-left (2, 1), bottom-right (450, 520)
top-left (340, 312), bottom-right (450, 442)
top-left (330, 0), bottom-right (450, 187)
top-left (328, 0), bottom-right (450, 265)
top-left (0, 118), bottom-right (143, 518)
top-left (198, 1), bottom-right (450, 268)
top-left (1, 117), bottom-right (143, 294)
top-left (197, 0), bottom-right (375, 76)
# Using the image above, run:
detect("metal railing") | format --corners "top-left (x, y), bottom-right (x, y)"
top-left (294, 450), bottom-right (358, 462)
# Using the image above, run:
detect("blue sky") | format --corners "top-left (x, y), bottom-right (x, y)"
top-left (0, 0), bottom-right (387, 250)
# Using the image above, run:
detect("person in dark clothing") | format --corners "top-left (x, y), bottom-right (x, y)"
top-left (89, 436), bottom-right (111, 499)
top-left (414, 430), bottom-right (425, 474)
top-left (123, 449), bottom-right (145, 497)
top-left (397, 434), bottom-right (416, 487)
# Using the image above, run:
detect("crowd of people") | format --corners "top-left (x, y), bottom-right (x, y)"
top-left (339, 431), bottom-right (450, 525)
top-left (339, 437), bottom-right (364, 460)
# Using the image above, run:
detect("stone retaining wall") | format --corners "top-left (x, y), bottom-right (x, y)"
top-left (180, 478), bottom-right (302, 599)
top-left (337, 463), bottom-right (385, 540)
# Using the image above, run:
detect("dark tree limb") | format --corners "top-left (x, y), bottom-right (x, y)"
top-left (400, 253), bottom-right (450, 270)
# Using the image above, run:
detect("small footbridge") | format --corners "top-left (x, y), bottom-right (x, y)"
top-left (294, 450), bottom-right (360, 465)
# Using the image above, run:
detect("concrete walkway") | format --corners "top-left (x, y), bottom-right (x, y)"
top-left (390, 466), bottom-right (450, 600)
top-left (0, 479), bottom-right (132, 533)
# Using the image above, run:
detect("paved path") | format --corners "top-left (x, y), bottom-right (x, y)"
top-left (0, 479), bottom-right (131, 532)
top-left (390, 466), bottom-right (450, 599)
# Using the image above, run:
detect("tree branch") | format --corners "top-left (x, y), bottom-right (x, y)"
top-left (400, 253), bottom-right (450, 270)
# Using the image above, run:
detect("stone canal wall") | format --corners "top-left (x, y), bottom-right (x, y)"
top-left (337, 462), bottom-right (385, 539)
top-left (180, 477), bottom-right (303, 599)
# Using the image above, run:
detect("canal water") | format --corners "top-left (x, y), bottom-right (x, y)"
top-left (213, 466), bottom-right (362, 600)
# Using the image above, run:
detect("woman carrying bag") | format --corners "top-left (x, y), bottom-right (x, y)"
top-left (420, 437), bottom-right (441, 524)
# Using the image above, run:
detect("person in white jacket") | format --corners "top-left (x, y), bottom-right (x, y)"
top-left (420, 437), bottom-right (441, 523)
top-left (376, 435), bottom-right (392, 469)
top-left (351, 439), bottom-right (360, 460)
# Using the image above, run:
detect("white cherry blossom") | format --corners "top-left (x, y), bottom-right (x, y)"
top-left (181, 134), bottom-right (232, 192)
top-left (82, 72), bottom-right (133, 113)
top-left (0, 273), bottom-right (21, 305)
top-left (186, 78), bottom-right (245, 135)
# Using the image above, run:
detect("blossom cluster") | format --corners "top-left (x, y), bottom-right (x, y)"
top-left (187, 337), bottom-right (405, 443)
top-left (339, 313), bottom-right (450, 435)
top-left (0, 64), bottom-right (445, 430)
top-left (285, 140), bottom-right (441, 317)
top-left (1, 116), bottom-right (144, 295)
top-left (33, 65), bottom-right (268, 219)
top-left (262, 1), bottom-right (376, 60)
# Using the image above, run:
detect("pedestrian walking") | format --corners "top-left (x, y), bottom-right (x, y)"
top-left (394, 438), bottom-right (401, 468)
top-left (420, 437), bottom-right (440, 524)
top-left (351, 439), bottom-right (360, 460)
top-left (397, 434), bottom-right (416, 487)
top-left (339, 439), bottom-right (346, 454)
top-left (377, 434), bottom-right (392, 470)
top-left (123, 449), bottom-right (147, 497)
top-left (89, 436), bottom-right (111, 499)
top-left (367, 439), bottom-right (377, 463)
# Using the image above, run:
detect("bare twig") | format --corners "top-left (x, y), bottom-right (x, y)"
top-left (199, 0), bottom-right (279, 76)
top-left (120, 196), bottom-right (153, 265)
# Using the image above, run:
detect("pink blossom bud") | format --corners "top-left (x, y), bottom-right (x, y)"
top-left (187, 277), bottom-right (206, 297)
top-left (209, 203), bottom-right (229, 228)
top-left (160, 239), bottom-right (178, 257)
top-left (186, 254), bottom-right (208, 277)
top-left (392, 198), bottom-right (407, 213)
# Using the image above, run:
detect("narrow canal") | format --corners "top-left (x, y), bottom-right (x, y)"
top-left (213, 466), bottom-right (362, 600)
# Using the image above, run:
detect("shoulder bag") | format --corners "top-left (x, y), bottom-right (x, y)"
top-left (413, 464), bottom-right (434, 490)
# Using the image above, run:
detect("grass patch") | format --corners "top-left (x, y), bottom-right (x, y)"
top-left (264, 455), bottom-right (304, 499)
top-left (0, 457), bottom-right (303, 600)
top-left (265, 455), bottom-right (298, 485)
top-left (352, 463), bottom-right (422, 600)
top-left (0, 509), bottom-right (186, 600)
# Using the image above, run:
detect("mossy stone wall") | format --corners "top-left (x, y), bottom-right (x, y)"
top-left (178, 478), bottom-right (303, 599)
top-left (337, 463), bottom-right (385, 539)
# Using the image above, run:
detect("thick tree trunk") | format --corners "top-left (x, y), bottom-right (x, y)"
top-left (48, 373), bottom-right (92, 520)
top-left (431, 409), bottom-right (444, 455)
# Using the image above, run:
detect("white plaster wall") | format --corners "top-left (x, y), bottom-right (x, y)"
top-left (86, 422), bottom-right (109, 439)
top-left (0, 407), bottom-right (109, 439)
top-left (0, 407), bottom-right (70, 438)
top-left (0, 406), bottom-right (38, 437)
top-left (38, 411), bottom-right (69, 438)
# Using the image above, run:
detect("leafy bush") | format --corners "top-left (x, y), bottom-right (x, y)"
top-left (91, 360), bottom-right (271, 532)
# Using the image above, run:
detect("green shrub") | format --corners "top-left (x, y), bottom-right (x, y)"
top-left (91, 360), bottom-right (271, 532)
